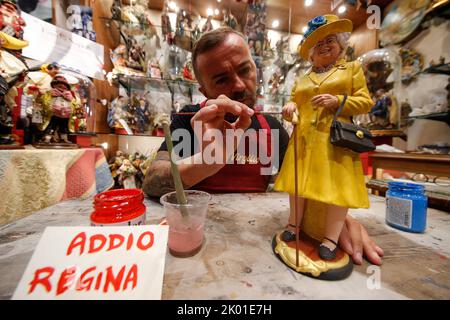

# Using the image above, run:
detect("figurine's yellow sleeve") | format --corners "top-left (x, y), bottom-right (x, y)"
top-left (289, 79), bottom-right (298, 102)
top-left (335, 61), bottom-right (373, 116)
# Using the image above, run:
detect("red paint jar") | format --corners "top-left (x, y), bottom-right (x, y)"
top-left (90, 189), bottom-right (146, 226)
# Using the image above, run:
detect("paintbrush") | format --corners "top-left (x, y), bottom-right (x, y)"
top-left (172, 111), bottom-right (283, 116)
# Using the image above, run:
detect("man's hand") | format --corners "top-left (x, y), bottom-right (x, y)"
top-left (339, 215), bottom-right (384, 265)
top-left (311, 94), bottom-right (339, 110)
top-left (191, 95), bottom-right (254, 159)
top-left (191, 94), bottom-right (254, 134)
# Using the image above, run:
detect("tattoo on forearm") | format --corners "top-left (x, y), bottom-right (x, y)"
top-left (143, 152), bottom-right (177, 197)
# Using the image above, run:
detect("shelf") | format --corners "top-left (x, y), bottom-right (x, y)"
top-left (101, 16), bottom-right (298, 57)
top-left (112, 132), bottom-right (160, 137)
top-left (116, 73), bottom-right (199, 86)
top-left (367, 179), bottom-right (450, 212)
top-left (407, 109), bottom-right (450, 124)
top-left (69, 132), bottom-right (98, 137)
top-left (369, 129), bottom-right (407, 138)
top-left (422, 63), bottom-right (450, 76)
top-left (115, 73), bottom-right (291, 99)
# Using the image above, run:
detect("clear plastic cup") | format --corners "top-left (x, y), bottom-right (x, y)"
top-left (160, 190), bottom-right (211, 258)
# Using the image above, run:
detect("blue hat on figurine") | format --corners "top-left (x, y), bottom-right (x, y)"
top-left (300, 14), bottom-right (353, 60)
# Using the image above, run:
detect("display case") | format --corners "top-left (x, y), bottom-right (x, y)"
top-left (357, 48), bottom-right (403, 131)
top-left (21, 66), bottom-right (97, 147)
top-left (102, 0), bottom-right (310, 137)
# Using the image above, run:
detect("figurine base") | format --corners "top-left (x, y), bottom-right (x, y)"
top-left (272, 232), bottom-right (353, 281)
top-left (33, 142), bottom-right (80, 149)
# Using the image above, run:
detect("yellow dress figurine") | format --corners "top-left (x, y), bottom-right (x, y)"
top-left (272, 15), bottom-right (373, 280)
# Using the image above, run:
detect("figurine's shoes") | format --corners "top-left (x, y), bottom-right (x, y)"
top-left (319, 237), bottom-right (338, 261)
top-left (281, 230), bottom-right (296, 242)
top-left (281, 224), bottom-right (298, 242)
top-left (272, 233), bottom-right (353, 281)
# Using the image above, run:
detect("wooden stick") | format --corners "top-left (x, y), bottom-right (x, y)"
top-left (292, 111), bottom-right (300, 268)
top-left (162, 121), bottom-right (189, 217)
top-left (172, 111), bottom-right (282, 116)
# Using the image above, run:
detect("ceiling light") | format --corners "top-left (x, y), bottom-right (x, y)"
top-left (217, 0), bottom-right (221, 2)
top-left (168, 1), bottom-right (177, 11)
top-left (272, 20), bottom-right (279, 28)
top-left (207, 8), bottom-right (214, 16)
top-left (305, 0), bottom-right (313, 6)
top-left (338, 5), bottom-right (347, 14)
top-left (214, 9), bottom-right (220, 16)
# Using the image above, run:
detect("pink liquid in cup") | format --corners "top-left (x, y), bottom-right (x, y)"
top-left (168, 223), bottom-right (204, 257)
top-left (160, 190), bottom-right (210, 258)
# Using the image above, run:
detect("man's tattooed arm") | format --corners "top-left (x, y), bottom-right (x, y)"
top-left (142, 151), bottom-right (178, 198)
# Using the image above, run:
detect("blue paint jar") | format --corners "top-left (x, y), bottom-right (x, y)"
top-left (386, 181), bottom-right (428, 233)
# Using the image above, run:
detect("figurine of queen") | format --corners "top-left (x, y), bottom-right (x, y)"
top-left (273, 15), bottom-right (373, 280)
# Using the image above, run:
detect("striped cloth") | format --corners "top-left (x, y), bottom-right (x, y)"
top-left (0, 146), bottom-right (114, 226)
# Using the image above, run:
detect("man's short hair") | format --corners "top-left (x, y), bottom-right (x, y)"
top-left (192, 27), bottom-right (246, 81)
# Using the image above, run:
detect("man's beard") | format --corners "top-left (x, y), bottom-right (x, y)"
top-left (231, 91), bottom-right (256, 108)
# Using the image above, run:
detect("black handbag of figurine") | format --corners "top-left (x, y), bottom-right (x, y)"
top-left (330, 95), bottom-right (376, 153)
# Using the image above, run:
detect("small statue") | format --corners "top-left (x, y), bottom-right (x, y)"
top-left (117, 159), bottom-right (137, 189)
top-left (221, 9), bottom-right (239, 31)
top-left (108, 150), bottom-right (125, 183)
top-left (143, 21), bottom-right (161, 69)
top-left (161, 2), bottom-right (172, 41)
top-left (174, 10), bottom-right (193, 51)
top-left (0, 0), bottom-right (26, 41)
top-left (369, 88), bottom-right (391, 127)
top-left (110, 44), bottom-right (128, 70)
top-left (24, 62), bottom-right (60, 94)
top-left (134, 96), bottom-right (151, 134)
top-left (67, 5), bottom-right (83, 36)
top-left (148, 58), bottom-right (162, 78)
top-left (191, 18), bottom-right (202, 43)
top-left (37, 75), bottom-right (78, 145)
top-left (110, 0), bottom-right (122, 20)
top-left (129, 151), bottom-right (147, 188)
top-left (182, 60), bottom-right (195, 81)
top-left (202, 16), bottom-right (213, 33)
top-left (73, 99), bottom-right (87, 132)
top-left (84, 10), bottom-right (96, 41)
top-left (267, 71), bottom-right (282, 96)
top-left (107, 95), bottom-right (132, 131)
top-left (127, 37), bottom-right (144, 71)
top-left (81, 7), bottom-right (92, 38)
top-left (0, 75), bottom-right (15, 145)
top-left (400, 99), bottom-right (413, 128)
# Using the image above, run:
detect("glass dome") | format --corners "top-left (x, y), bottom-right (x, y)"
top-left (22, 64), bottom-right (97, 145)
top-left (357, 48), bottom-right (403, 130)
top-left (59, 68), bottom-right (97, 134)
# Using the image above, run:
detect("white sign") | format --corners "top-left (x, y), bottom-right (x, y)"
top-left (21, 12), bottom-right (105, 80)
top-left (12, 226), bottom-right (169, 300)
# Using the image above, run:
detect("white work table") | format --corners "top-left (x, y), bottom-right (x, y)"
top-left (0, 192), bottom-right (449, 300)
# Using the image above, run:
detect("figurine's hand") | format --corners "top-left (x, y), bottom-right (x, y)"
top-left (282, 102), bottom-right (297, 122)
top-left (339, 215), bottom-right (384, 265)
top-left (311, 94), bottom-right (339, 110)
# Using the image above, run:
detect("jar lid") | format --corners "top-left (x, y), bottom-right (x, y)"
top-left (91, 188), bottom-right (146, 224)
top-left (388, 181), bottom-right (425, 191)
top-left (94, 188), bottom-right (143, 204)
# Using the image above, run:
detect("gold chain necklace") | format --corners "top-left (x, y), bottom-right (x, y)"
top-left (313, 63), bottom-right (334, 74)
